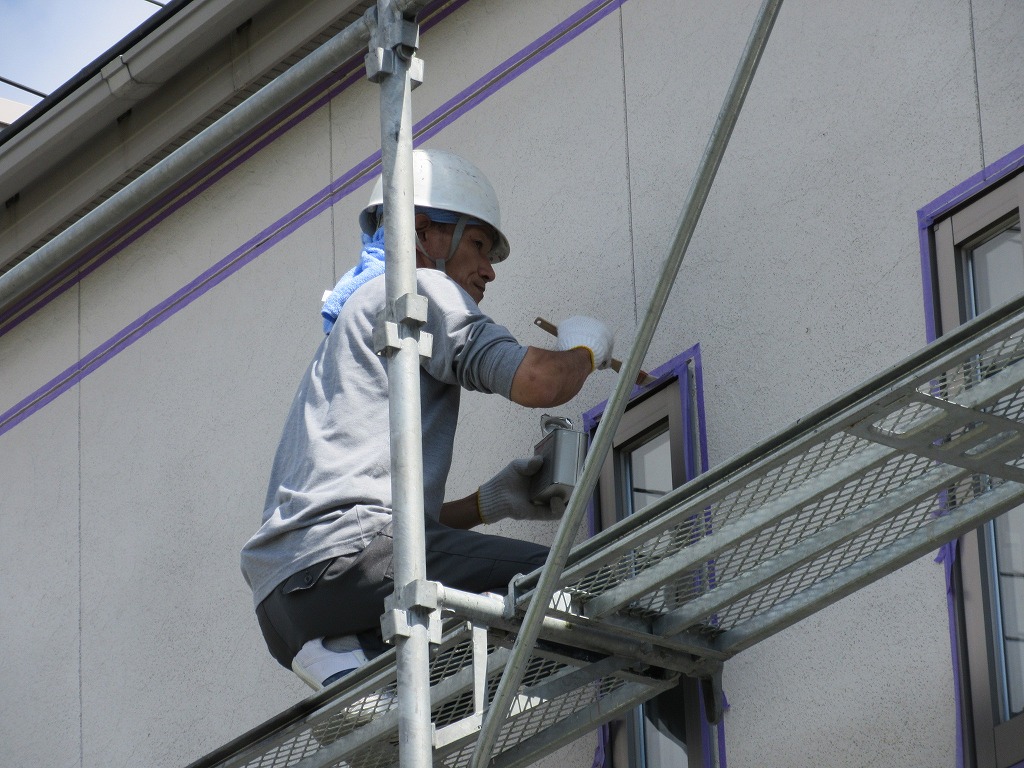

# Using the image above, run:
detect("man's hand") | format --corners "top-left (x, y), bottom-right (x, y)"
top-left (556, 316), bottom-right (614, 370)
top-left (477, 456), bottom-right (559, 524)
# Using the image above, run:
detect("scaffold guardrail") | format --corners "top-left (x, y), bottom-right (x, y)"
top-left (189, 291), bottom-right (1024, 768)
top-left (516, 288), bottom-right (1024, 665)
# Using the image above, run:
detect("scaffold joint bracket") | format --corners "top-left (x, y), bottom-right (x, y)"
top-left (372, 319), bottom-right (401, 355)
top-left (372, 296), bottom-right (433, 358)
top-left (381, 579), bottom-right (443, 645)
top-left (365, 18), bottom-right (423, 85)
top-left (395, 292), bottom-right (428, 325)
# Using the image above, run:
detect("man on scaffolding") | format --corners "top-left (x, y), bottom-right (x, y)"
top-left (240, 148), bottom-right (614, 690)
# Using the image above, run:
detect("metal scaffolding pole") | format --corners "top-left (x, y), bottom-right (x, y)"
top-left (0, 8), bottom-right (380, 315)
top-left (470, 0), bottom-right (786, 763)
top-left (371, 2), bottom-right (433, 768)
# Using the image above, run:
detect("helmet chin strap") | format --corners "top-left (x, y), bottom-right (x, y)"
top-left (419, 215), bottom-right (470, 275)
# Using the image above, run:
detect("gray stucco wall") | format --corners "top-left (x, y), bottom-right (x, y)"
top-left (1, 1), bottom-right (1022, 766)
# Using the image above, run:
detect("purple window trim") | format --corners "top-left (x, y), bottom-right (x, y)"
top-left (581, 343), bottom-right (724, 768)
top-left (917, 141), bottom-right (1024, 768)
top-left (581, 343), bottom-right (710, 486)
top-left (917, 143), bottom-right (1024, 345)
top-left (0, 0), bottom-right (630, 440)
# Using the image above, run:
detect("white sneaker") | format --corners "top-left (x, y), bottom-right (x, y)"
top-left (292, 637), bottom-right (368, 691)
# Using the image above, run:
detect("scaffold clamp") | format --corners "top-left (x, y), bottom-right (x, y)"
top-left (382, 579), bottom-right (443, 646)
top-left (366, 14), bottom-right (424, 86)
top-left (373, 295), bottom-right (433, 359)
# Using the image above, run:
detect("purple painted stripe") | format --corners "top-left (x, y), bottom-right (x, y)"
top-left (1, 0), bottom-right (631, 439)
top-left (0, 0), bottom-right (468, 336)
top-left (0, 360), bottom-right (83, 435)
top-left (691, 343), bottom-right (710, 474)
top-left (918, 210), bottom-right (939, 343)
top-left (415, 0), bottom-right (624, 146)
top-left (420, 0), bottom-right (474, 31)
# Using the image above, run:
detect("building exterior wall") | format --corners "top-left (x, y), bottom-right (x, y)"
top-left (1, 1), bottom-right (1022, 766)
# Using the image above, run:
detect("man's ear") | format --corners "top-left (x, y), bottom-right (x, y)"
top-left (414, 212), bottom-right (432, 235)
top-left (414, 213), bottom-right (438, 267)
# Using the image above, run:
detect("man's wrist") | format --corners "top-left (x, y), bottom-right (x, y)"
top-left (476, 488), bottom-right (486, 524)
top-left (570, 345), bottom-right (596, 372)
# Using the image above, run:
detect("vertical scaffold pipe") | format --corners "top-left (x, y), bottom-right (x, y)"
top-left (376, 2), bottom-right (433, 768)
top-left (469, 1), bottom-right (786, 765)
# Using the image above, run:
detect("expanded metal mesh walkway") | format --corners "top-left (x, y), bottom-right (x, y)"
top-left (189, 293), bottom-right (1024, 768)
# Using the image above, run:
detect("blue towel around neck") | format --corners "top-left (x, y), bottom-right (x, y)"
top-left (321, 228), bottom-right (386, 334)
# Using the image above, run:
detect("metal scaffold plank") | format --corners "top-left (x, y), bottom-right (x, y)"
top-left (713, 478), bottom-right (1024, 655)
top-left (513, 290), bottom-right (1024, 667)
top-left (579, 440), bottom-right (899, 620)
top-left (487, 680), bottom-right (673, 768)
top-left (192, 282), bottom-right (1024, 768)
top-left (651, 459), bottom-right (969, 637)
top-left (188, 619), bottom-right (676, 768)
top-left (579, 333), bottom-right (1024, 625)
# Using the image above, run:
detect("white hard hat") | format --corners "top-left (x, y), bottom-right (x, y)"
top-left (359, 149), bottom-right (511, 263)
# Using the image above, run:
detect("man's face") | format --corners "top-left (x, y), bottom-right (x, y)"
top-left (416, 216), bottom-right (496, 304)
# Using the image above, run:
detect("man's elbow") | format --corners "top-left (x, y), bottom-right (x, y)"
top-left (511, 370), bottom-right (570, 408)
top-left (509, 347), bottom-right (590, 408)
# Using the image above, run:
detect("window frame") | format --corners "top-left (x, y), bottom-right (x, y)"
top-left (582, 344), bottom-right (721, 768)
top-left (922, 150), bottom-right (1024, 768)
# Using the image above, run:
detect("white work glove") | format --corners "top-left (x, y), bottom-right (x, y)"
top-left (477, 456), bottom-right (557, 523)
top-left (556, 316), bottom-right (614, 371)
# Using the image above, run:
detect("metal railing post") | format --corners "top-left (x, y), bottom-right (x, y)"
top-left (469, 1), bottom-right (786, 764)
top-left (371, 2), bottom-right (433, 768)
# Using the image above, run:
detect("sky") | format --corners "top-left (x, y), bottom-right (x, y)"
top-left (0, 0), bottom-right (162, 107)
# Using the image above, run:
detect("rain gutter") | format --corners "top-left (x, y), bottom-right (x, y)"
top-left (0, 0), bottom-right (279, 208)
top-left (0, 0), bottom-right (194, 149)
top-left (0, 1), bottom-right (386, 316)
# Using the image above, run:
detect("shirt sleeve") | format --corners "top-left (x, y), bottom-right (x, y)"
top-left (417, 270), bottom-right (528, 398)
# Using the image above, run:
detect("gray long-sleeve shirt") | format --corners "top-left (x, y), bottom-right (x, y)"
top-left (240, 269), bottom-right (527, 606)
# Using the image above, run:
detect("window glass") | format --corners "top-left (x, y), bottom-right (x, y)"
top-left (993, 508), bottom-right (1024, 718)
top-left (621, 424), bottom-right (690, 766)
top-left (625, 426), bottom-right (672, 516)
top-left (968, 218), bottom-right (1023, 316)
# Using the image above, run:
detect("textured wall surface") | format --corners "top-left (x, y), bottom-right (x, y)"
top-left (2, 0), bottom-right (1022, 766)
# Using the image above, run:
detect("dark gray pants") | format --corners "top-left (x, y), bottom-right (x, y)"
top-left (256, 517), bottom-right (548, 669)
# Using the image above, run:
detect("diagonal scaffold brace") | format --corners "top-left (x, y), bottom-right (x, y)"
top-left (469, 0), bottom-right (787, 764)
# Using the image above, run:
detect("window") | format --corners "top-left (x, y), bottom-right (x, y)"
top-left (927, 158), bottom-right (1024, 768)
top-left (583, 346), bottom-right (722, 768)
